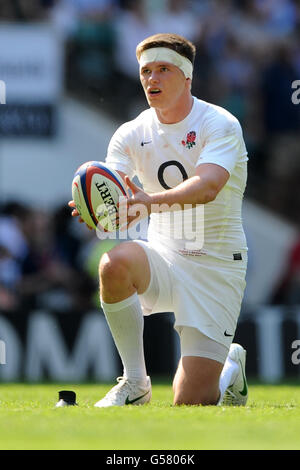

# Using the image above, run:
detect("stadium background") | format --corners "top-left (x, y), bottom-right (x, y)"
top-left (0, 0), bottom-right (299, 384)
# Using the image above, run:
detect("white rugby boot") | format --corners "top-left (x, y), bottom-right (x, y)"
top-left (94, 376), bottom-right (152, 408)
top-left (220, 343), bottom-right (248, 406)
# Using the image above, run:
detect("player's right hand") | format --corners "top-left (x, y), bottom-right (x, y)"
top-left (68, 200), bottom-right (93, 230)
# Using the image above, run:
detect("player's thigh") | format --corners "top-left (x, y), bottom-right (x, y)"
top-left (173, 327), bottom-right (228, 405)
top-left (99, 241), bottom-right (151, 294)
top-left (134, 240), bottom-right (173, 315)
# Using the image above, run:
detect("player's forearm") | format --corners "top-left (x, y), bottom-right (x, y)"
top-left (149, 175), bottom-right (217, 211)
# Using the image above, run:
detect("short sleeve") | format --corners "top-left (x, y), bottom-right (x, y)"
top-left (196, 111), bottom-right (247, 175)
top-left (106, 123), bottom-right (136, 179)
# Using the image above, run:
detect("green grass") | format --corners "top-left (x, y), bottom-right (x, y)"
top-left (0, 381), bottom-right (300, 450)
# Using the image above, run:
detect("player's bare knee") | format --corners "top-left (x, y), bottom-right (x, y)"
top-left (99, 252), bottom-right (131, 291)
top-left (173, 373), bottom-right (219, 406)
top-left (174, 390), bottom-right (218, 406)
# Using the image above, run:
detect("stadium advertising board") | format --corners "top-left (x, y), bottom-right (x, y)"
top-left (0, 310), bottom-right (177, 382)
top-left (0, 309), bottom-right (299, 382)
top-left (0, 24), bottom-right (63, 136)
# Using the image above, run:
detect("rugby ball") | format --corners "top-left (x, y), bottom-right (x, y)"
top-left (72, 161), bottom-right (128, 231)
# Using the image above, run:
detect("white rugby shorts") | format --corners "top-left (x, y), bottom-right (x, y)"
top-left (134, 240), bottom-right (247, 350)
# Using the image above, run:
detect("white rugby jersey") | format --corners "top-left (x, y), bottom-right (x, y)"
top-left (106, 97), bottom-right (248, 259)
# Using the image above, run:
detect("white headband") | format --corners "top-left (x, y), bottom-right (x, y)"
top-left (138, 47), bottom-right (193, 80)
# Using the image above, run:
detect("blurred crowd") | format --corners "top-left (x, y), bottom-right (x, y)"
top-left (0, 0), bottom-right (300, 311)
top-left (0, 200), bottom-right (121, 312)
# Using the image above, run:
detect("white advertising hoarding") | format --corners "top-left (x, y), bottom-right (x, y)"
top-left (0, 23), bottom-right (63, 103)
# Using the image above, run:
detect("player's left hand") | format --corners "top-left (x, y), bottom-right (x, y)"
top-left (119, 176), bottom-right (152, 230)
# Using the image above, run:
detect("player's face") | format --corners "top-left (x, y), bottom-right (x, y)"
top-left (140, 61), bottom-right (190, 111)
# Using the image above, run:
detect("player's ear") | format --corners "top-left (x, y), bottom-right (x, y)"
top-left (186, 77), bottom-right (192, 90)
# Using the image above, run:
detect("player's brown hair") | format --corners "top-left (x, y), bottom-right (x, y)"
top-left (136, 33), bottom-right (196, 65)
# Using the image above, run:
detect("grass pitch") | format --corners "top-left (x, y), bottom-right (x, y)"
top-left (0, 381), bottom-right (300, 450)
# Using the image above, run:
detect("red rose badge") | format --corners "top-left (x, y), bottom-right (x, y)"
top-left (181, 131), bottom-right (196, 149)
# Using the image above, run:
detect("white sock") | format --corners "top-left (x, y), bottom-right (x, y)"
top-left (101, 292), bottom-right (148, 384)
top-left (218, 357), bottom-right (239, 404)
